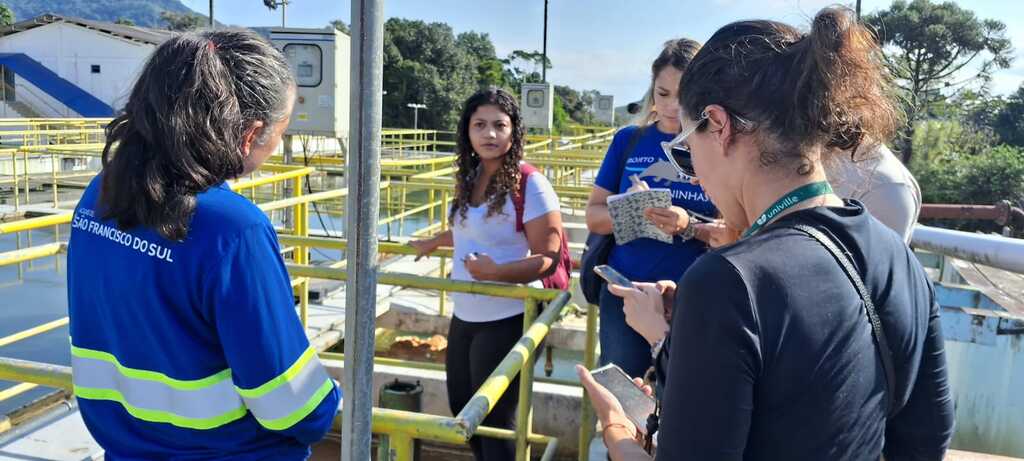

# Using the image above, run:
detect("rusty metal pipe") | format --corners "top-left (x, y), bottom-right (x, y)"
top-left (920, 201), bottom-right (1024, 229)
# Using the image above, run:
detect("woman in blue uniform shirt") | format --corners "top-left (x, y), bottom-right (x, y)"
top-left (67, 30), bottom-right (340, 460)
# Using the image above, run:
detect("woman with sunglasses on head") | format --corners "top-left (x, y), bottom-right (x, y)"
top-left (584, 38), bottom-right (721, 381)
top-left (578, 7), bottom-right (954, 460)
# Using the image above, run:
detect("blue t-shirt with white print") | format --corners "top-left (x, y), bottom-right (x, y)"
top-left (594, 124), bottom-right (717, 283)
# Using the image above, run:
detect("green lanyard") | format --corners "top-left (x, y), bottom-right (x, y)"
top-left (741, 181), bottom-right (834, 238)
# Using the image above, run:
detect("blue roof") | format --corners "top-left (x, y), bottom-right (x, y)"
top-left (0, 53), bottom-right (114, 117)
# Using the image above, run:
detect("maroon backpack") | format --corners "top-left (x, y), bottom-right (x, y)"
top-left (512, 162), bottom-right (572, 291)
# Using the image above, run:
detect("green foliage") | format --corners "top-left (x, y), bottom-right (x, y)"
top-left (865, 0), bottom-right (1013, 162)
top-left (114, 17), bottom-right (135, 26)
top-left (159, 10), bottom-right (204, 31)
top-left (554, 85), bottom-right (602, 126)
top-left (382, 18), bottom-right (478, 130)
top-left (330, 20), bottom-right (349, 35)
top-left (911, 134), bottom-right (1024, 233)
top-left (456, 31), bottom-right (506, 89)
top-left (0, 3), bottom-right (14, 27)
top-left (552, 96), bottom-right (570, 135)
top-left (381, 21), bottom-right (596, 131)
top-left (994, 84), bottom-right (1024, 147)
top-left (7, 0), bottom-right (196, 28)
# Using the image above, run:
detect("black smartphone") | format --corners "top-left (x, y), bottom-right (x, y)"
top-left (590, 364), bottom-right (657, 433)
top-left (593, 264), bottom-right (636, 289)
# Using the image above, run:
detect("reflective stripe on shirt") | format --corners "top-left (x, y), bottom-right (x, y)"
top-left (71, 344), bottom-right (335, 431)
top-left (71, 345), bottom-right (246, 430)
top-left (236, 346), bottom-right (335, 430)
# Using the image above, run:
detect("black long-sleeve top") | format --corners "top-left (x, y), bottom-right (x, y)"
top-left (654, 202), bottom-right (955, 460)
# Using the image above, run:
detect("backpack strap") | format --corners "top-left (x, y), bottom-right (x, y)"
top-left (615, 124), bottom-right (647, 187)
top-left (514, 162), bottom-right (539, 232)
top-left (791, 224), bottom-right (897, 417)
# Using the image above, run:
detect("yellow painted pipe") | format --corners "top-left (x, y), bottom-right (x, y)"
top-left (0, 317), bottom-right (70, 348)
top-left (277, 235), bottom-right (454, 258)
top-left (0, 214), bottom-right (72, 235)
top-left (454, 293), bottom-right (571, 435)
top-left (0, 243), bottom-right (65, 267)
top-left (0, 358), bottom-right (72, 391)
top-left (229, 167), bottom-right (315, 191)
top-left (0, 383), bottom-right (38, 403)
top-left (285, 264), bottom-right (562, 302)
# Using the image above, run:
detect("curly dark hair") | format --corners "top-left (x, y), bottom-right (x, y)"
top-left (449, 87), bottom-right (525, 223)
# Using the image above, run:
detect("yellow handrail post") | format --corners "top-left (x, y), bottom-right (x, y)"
top-left (11, 151), bottom-right (19, 211)
top-left (578, 302), bottom-right (600, 460)
top-left (515, 297), bottom-right (538, 461)
top-left (391, 432), bottom-right (415, 461)
top-left (293, 175), bottom-right (309, 328)
top-left (438, 255), bottom-right (447, 317)
top-left (22, 149), bottom-right (30, 207)
top-left (51, 152), bottom-right (58, 207)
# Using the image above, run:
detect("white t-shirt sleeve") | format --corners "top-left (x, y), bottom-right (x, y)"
top-left (522, 173), bottom-right (561, 223)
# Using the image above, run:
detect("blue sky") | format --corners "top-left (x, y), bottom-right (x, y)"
top-left (182, 0), bottom-right (1024, 103)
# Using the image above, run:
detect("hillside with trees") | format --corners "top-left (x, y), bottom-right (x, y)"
top-left (2, 0), bottom-right (198, 28)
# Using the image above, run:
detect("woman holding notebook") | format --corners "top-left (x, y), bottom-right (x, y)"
top-left (584, 38), bottom-right (720, 380)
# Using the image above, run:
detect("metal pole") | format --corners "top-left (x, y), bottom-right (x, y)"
top-left (856, 0), bottom-right (862, 19)
top-left (542, 0), bottom-right (548, 82)
top-left (343, 0), bottom-right (384, 459)
top-left (209, 0), bottom-right (214, 27)
top-left (281, 1), bottom-right (287, 27)
top-left (413, 107), bottom-right (418, 130)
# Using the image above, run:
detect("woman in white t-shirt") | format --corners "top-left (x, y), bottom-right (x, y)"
top-left (409, 88), bottom-right (563, 461)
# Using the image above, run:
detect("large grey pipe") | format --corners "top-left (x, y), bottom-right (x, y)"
top-left (342, 0), bottom-right (383, 460)
top-left (912, 225), bottom-right (1024, 275)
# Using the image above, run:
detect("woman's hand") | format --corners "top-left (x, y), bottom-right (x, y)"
top-left (693, 220), bottom-right (741, 248)
top-left (608, 281), bottom-right (674, 345)
top-left (626, 175), bottom-right (650, 194)
top-left (576, 365), bottom-right (641, 437)
top-left (408, 238), bottom-right (439, 262)
top-left (464, 252), bottom-right (500, 282)
top-left (644, 206), bottom-right (690, 236)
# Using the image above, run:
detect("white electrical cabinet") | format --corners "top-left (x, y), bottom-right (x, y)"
top-left (521, 82), bottom-right (553, 131)
top-left (595, 94), bottom-right (615, 125)
top-left (260, 27), bottom-right (349, 138)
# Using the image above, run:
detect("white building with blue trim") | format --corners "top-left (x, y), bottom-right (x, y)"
top-left (0, 14), bottom-right (174, 118)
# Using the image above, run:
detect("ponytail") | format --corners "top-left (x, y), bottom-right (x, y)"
top-left (679, 7), bottom-right (902, 173)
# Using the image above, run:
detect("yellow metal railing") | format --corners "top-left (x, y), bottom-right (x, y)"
top-left (0, 119), bottom-right (613, 459)
top-left (0, 270), bottom-right (581, 461)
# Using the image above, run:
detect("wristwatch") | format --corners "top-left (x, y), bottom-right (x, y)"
top-left (678, 215), bottom-right (698, 241)
top-left (650, 336), bottom-right (666, 360)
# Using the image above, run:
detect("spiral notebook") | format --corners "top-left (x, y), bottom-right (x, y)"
top-left (607, 188), bottom-right (673, 245)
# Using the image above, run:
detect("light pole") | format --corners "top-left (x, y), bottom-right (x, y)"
top-left (542, 0), bottom-right (549, 82)
top-left (262, 0), bottom-right (290, 27)
top-left (406, 103), bottom-right (426, 129)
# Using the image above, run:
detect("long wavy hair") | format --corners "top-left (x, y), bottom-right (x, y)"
top-left (98, 29), bottom-right (294, 241)
top-left (449, 88), bottom-right (525, 223)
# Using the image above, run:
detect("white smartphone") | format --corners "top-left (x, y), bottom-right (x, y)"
top-left (593, 264), bottom-right (636, 289)
top-left (590, 363), bottom-right (657, 433)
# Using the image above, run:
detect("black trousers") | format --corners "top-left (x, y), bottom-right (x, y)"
top-left (446, 313), bottom-right (525, 461)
